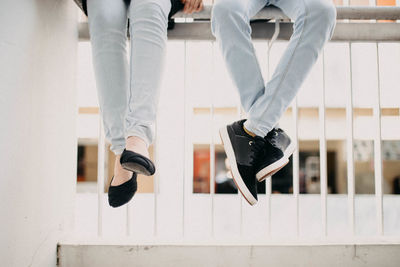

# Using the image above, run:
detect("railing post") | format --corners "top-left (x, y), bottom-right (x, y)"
top-left (182, 40), bottom-right (188, 239)
top-left (347, 42), bottom-right (355, 236)
top-left (210, 103), bottom-right (215, 238)
top-left (292, 98), bottom-right (300, 237)
top-left (320, 51), bottom-right (328, 237)
top-left (238, 106), bottom-right (244, 236)
top-left (153, 125), bottom-right (159, 238)
top-left (97, 118), bottom-right (106, 237)
top-left (209, 42), bottom-right (217, 238)
top-left (374, 42), bottom-right (384, 235)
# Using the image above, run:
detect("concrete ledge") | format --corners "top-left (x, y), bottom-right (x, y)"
top-left (172, 6), bottom-right (400, 20)
top-left (78, 6), bottom-right (400, 41)
top-left (58, 244), bottom-right (400, 267)
top-left (167, 22), bottom-right (400, 41)
top-left (78, 21), bottom-right (400, 41)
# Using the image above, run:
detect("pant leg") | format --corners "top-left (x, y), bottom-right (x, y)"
top-left (87, 0), bottom-right (129, 155)
top-left (125, 0), bottom-right (171, 147)
top-left (244, 0), bottom-right (336, 136)
top-left (211, 0), bottom-right (269, 113)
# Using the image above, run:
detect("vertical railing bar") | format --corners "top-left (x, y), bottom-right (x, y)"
top-left (210, 104), bottom-right (215, 238)
top-left (397, 0), bottom-right (400, 23)
top-left (126, 203), bottom-right (131, 236)
top-left (319, 51), bottom-right (328, 237)
top-left (343, 0), bottom-right (349, 23)
top-left (211, 0), bottom-right (217, 239)
top-left (153, 124), bottom-right (159, 238)
top-left (347, 42), bottom-right (355, 236)
top-left (265, 38), bottom-right (274, 236)
top-left (374, 42), bottom-right (384, 235)
top-left (97, 118), bottom-right (105, 237)
top-left (266, 172), bottom-right (272, 236)
top-left (182, 40), bottom-right (188, 238)
top-left (104, 144), bottom-right (110, 188)
top-left (370, 0), bottom-right (377, 23)
top-left (292, 98), bottom-right (300, 237)
top-left (125, 139), bottom-right (131, 236)
top-left (209, 42), bottom-right (216, 238)
top-left (238, 106), bottom-right (243, 236)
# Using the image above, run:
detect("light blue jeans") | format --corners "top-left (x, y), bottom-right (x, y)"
top-left (211, 0), bottom-right (336, 137)
top-left (87, 0), bottom-right (171, 154)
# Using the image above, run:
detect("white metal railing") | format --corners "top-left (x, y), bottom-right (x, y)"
top-left (85, 7), bottom-right (400, 242)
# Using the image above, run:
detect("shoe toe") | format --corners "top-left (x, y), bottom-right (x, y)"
top-left (108, 174), bottom-right (138, 208)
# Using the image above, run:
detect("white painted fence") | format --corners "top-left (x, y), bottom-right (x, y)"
top-left (73, 6), bottom-right (400, 244)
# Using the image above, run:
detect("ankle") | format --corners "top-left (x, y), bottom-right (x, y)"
top-left (114, 155), bottom-right (132, 178)
top-left (127, 136), bottom-right (147, 147)
top-left (126, 136), bottom-right (149, 157)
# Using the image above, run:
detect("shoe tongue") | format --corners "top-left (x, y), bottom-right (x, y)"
top-left (266, 129), bottom-right (275, 139)
top-left (237, 120), bottom-right (252, 137)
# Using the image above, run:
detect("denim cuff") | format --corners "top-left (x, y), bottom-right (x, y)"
top-left (112, 147), bottom-right (125, 155)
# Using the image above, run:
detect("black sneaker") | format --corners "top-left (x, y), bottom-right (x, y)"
top-left (256, 128), bottom-right (296, 182)
top-left (108, 173), bottom-right (137, 208)
top-left (120, 149), bottom-right (155, 176)
top-left (219, 120), bottom-right (262, 205)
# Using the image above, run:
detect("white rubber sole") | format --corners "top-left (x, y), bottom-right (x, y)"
top-left (256, 140), bottom-right (297, 182)
top-left (219, 127), bottom-right (258, 206)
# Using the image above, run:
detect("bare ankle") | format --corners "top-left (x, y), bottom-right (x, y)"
top-left (126, 136), bottom-right (147, 147)
top-left (113, 156), bottom-right (132, 179)
top-left (126, 136), bottom-right (149, 158)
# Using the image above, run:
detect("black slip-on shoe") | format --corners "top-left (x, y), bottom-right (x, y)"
top-left (120, 149), bottom-right (155, 176)
top-left (108, 173), bottom-right (137, 208)
top-left (219, 120), bottom-right (260, 206)
top-left (256, 128), bottom-right (295, 182)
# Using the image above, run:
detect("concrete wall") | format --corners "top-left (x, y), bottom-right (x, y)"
top-left (0, 0), bottom-right (78, 266)
top-left (58, 244), bottom-right (400, 267)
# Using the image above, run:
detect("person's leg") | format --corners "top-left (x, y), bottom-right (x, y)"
top-left (124, 0), bottom-right (171, 158)
top-left (212, 0), bottom-right (274, 205)
top-left (87, 0), bottom-right (132, 185)
top-left (211, 0), bottom-right (268, 113)
top-left (244, 0), bottom-right (336, 136)
top-left (212, 0), bottom-right (336, 193)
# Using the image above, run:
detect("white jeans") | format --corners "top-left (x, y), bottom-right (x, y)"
top-left (211, 0), bottom-right (336, 136)
top-left (87, 0), bottom-right (171, 154)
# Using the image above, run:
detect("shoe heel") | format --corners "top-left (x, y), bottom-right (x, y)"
top-left (256, 158), bottom-right (289, 182)
top-left (284, 141), bottom-right (296, 158)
